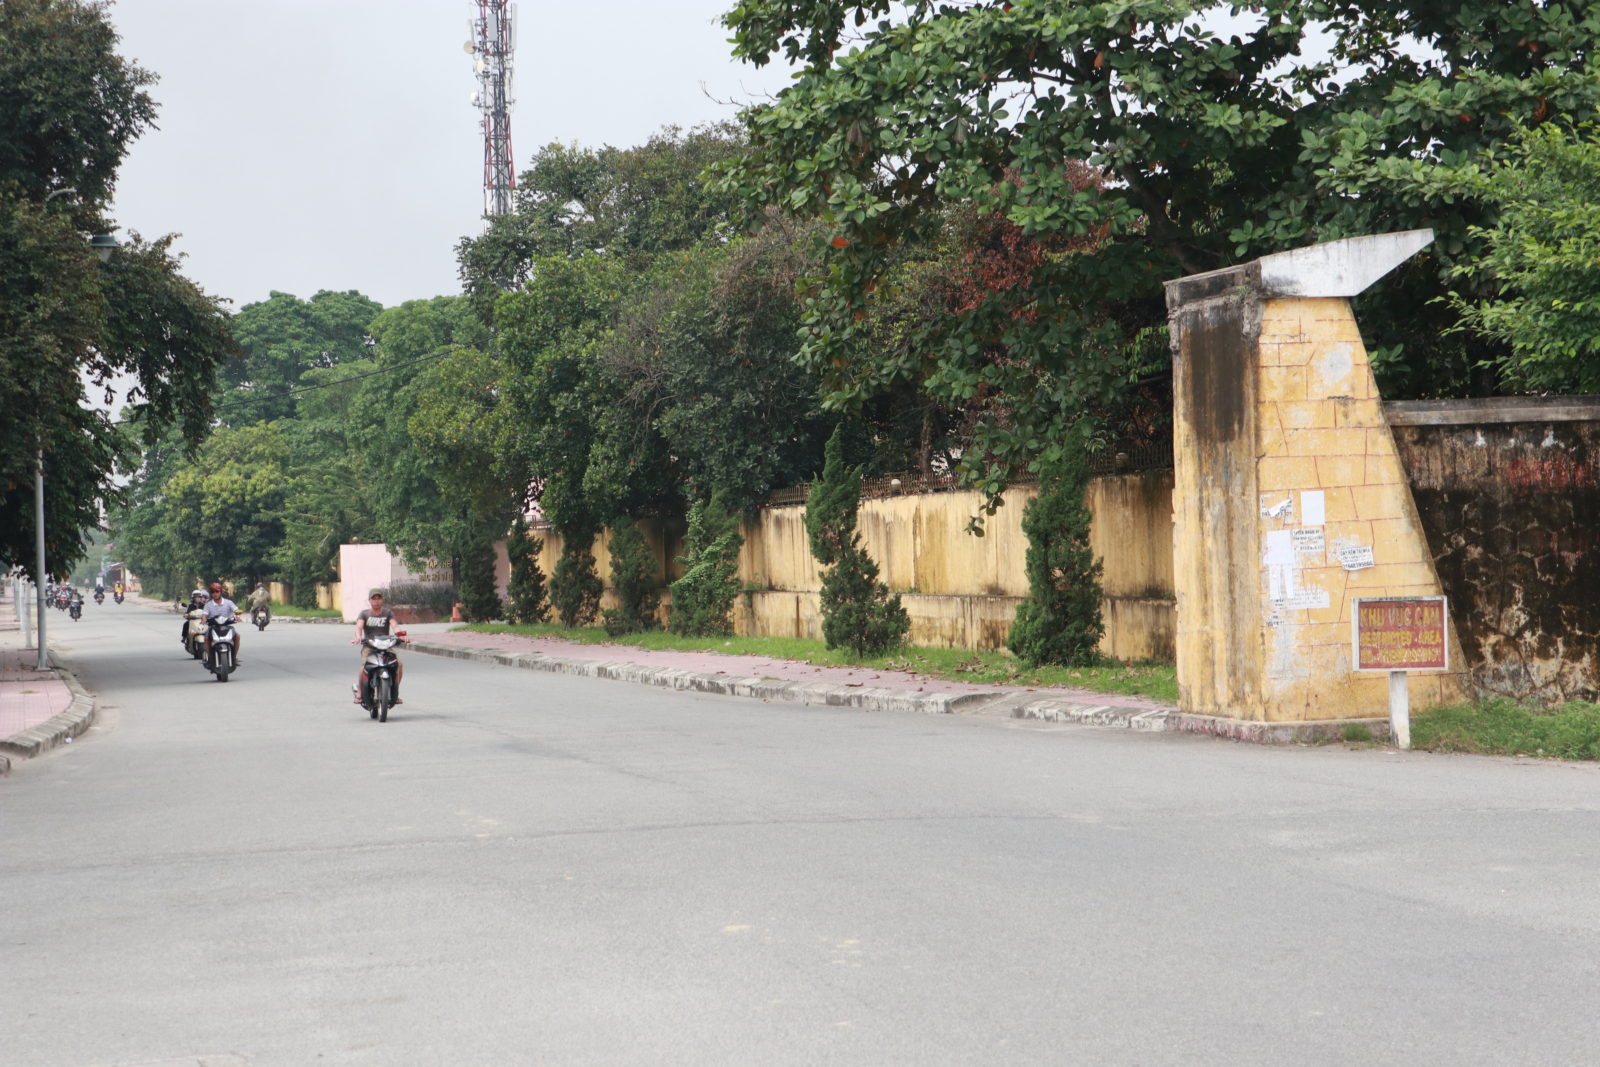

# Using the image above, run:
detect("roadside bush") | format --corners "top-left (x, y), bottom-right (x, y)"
top-left (669, 491), bottom-right (743, 637)
top-left (805, 426), bottom-right (909, 656)
top-left (602, 517), bottom-right (661, 636)
top-left (506, 518), bottom-right (549, 624)
top-left (550, 537), bottom-right (603, 628)
top-left (387, 580), bottom-right (458, 616)
top-left (458, 534), bottom-right (502, 622)
top-left (1007, 445), bottom-right (1104, 668)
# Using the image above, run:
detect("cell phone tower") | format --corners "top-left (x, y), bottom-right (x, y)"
top-left (466, 1), bottom-right (516, 217)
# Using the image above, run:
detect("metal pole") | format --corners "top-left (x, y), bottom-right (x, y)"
top-left (17, 575), bottom-right (32, 649)
top-left (35, 450), bottom-right (49, 671)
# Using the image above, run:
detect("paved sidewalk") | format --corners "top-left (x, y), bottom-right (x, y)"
top-left (406, 628), bottom-right (1178, 729)
top-left (0, 586), bottom-right (95, 774)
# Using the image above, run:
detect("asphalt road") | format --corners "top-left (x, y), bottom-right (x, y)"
top-left (3, 600), bottom-right (1599, 1066)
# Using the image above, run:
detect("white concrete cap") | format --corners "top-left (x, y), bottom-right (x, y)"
top-left (1256, 229), bottom-right (1435, 297)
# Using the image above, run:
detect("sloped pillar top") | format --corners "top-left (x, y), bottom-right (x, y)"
top-left (1165, 229), bottom-right (1435, 310)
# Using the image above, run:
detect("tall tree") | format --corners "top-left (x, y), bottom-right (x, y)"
top-left (720, 0), bottom-right (1600, 498)
top-left (222, 289), bottom-right (383, 424)
top-left (0, 0), bottom-right (233, 576)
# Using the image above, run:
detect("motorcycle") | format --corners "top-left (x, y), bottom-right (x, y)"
top-left (204, 613), bottom-right (239, 682)
top-left (94, 591), bottom-right (105, 605)
top-left (113, 592), bottom-right (124, 604)
top-left (358, 630), bottom-right (407, 722)
top-left (183, 608), bottom-right (207, 659)
top-left (68, 599), bottom-right (82, 621)
top-left (251, 604), bottom-right (270, 631)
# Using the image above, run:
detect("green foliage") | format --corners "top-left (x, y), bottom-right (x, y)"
top-left (456, 124), bottom-right (748, 321)
top-left (1446, 124), bottom-right (1600, 393)
top-left (1006, 447), bottom-right (1105, 668)
top-left (720, 0), bottom-right (1600, 494)
top-left (0, 1), bottom-right (232, 576)
top-left (805, 426), bottom-right (909, 656)
top-left (457, 532), bottom-right (502, 622)
top-left (223, 290), bottom-right (382, 424)
top-left (506, 518), bottom-right (549, 624)
top-left (601, 517), bottom-right (661, 636)
top-left (152, 423), bottom-right (293, 584)
top-left (669, 492), bottom-right (744, 637)
top-left (1414, 698), bottom-right (1600, 761)
top-left (550, 539), bottom-right (604, 628)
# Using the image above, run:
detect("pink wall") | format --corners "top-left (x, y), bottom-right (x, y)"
top-left (336, 542), bottom-right (510, 622)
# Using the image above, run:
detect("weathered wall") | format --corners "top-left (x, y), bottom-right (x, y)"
top-left (1166, 257), bottom-right (1470, 722)
top-left (530, 474), bottom-right (1176, 659)
top-left (1389, 398), bottom-right (1600, 704)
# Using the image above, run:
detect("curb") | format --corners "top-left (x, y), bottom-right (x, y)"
top-left (406, 639), bottom-right (1172, 728)
top-left (1167, 711), bottom-right (1389, 745)
top-left (270, 615), bottom-right (344, 625)
top-left (0, 655), bottom-right (97, 767)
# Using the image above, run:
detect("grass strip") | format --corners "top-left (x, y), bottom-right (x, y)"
top-left (459, 622), bottom-right (1178, 703)
top-left (1413, 698), bottom-right (1600, 760)
top-left (271, 605), bottom-right (343, 618)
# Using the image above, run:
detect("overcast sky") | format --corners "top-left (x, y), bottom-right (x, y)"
top-left (104, 0), bottom-right (795, 313)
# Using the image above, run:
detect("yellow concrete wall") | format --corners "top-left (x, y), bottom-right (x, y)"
top-left (1251, 298), bottom-right (1469, 718)
top-left (531, 474), bottom-right (1175, 658)
top-left (1170, 288), bottom-right (1470, 721)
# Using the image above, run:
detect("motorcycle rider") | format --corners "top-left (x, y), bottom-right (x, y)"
top-left (351, 589), bottom-right (403, 705)
top-left (246, 582), bottom-right (270, 624)
top-left (113, 580), bottom-right (124, 599)
top-left (179, 586), bottom-right (207, 644)
top-left (202, 582), bottom-right (242, 665)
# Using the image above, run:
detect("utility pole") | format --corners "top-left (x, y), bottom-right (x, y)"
top-left (467, 1), bottom-right (516, 217)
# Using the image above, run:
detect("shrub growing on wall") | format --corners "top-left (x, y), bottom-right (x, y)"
top-left (805, 426), bottom-right (909, 656)
top-left (669, 491), bottom-right (743, 637)
top-left (550, 535), bottom-right (604, 628)
top-left (602, 517), bottom-right (661, 636)
top-left (1007, 447), bottom-right (1104, 667)
top-left (506, 518), bottom-right (549, 624)
top-left (458, 534), bottom-right (503, 622)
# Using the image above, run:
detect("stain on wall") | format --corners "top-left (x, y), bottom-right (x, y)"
top-left (1390, 405), bottom-right (1600, 703)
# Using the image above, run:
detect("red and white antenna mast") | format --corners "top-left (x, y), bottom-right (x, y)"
top-left (467, 1), bottom-right (516, 217)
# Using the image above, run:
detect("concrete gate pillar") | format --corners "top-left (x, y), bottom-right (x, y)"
top-left (1165, 232), bottom-right (1470, 723)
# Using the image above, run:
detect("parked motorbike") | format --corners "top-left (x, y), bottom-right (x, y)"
top-left (183, 608), bottom-right (207, 659)
top-left (358, 630), bottom-right (406, 722)
top-left (204, 614), bottom-right (239, 682)
top-left (252, 604), bottom-right (270, 631)
top-left (68, 600), bottom-right (82, 621)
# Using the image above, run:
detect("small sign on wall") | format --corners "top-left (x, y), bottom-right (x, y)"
top-left (1352, 595), bottom-right (1449, 752)
top-left (1352, 596), bottom-right (1449, 672)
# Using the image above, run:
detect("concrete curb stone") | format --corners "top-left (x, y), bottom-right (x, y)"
top-left (1167, 711), bottom-right (1390, 745)
top-left (406, 639), bottom-right (1168, 728)
top-left (0, 656), bottom-right (97, 765)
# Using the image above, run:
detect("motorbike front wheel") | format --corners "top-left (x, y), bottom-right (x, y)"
top-left (376, 676), bottom-right (391, 723)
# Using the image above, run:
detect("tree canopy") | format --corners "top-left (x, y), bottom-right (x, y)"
top-left (0, 0), bottom-right (234, 576)
top-left (720, 0), bottom-right (1600, 494)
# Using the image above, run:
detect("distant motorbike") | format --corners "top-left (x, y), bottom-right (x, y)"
top-left (204, 613), bottom-right (239, 682)
top-left (358, 630), bottom-right (406, 722)
top-left (68, 600), bottom-right (82, 621)
top-left (251, 604), bottom-right (270, 631)
top-left (93, 591), bottom-right (105, 605)
top-left (183, 608), bottom-right (207, 659)
top-left (113, 592), bottom-right (124, 605)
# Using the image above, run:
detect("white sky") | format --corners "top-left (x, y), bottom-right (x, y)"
top-left (104, 0), bottom-right (796, 312)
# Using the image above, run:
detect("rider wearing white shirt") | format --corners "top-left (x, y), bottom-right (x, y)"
top-left (202, 583), bottom-right (241, 663)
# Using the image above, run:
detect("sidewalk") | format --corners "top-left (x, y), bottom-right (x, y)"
top-left (405, 629), bottom-right (1178, 730)
top-left (403, 631), bottom-right (1387, 743)
top-left (0, 586), bottom-right (96, 774)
